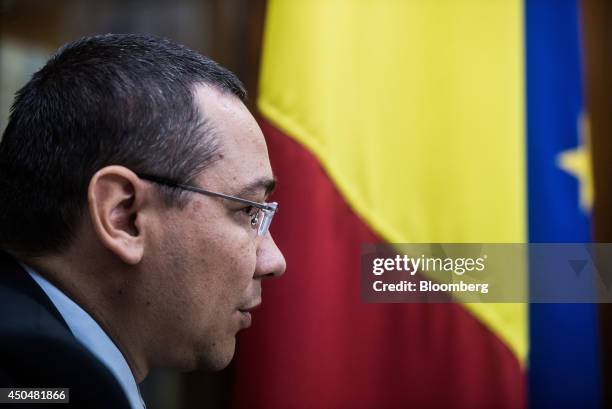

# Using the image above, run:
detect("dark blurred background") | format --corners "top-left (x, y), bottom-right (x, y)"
top-left (0, 0), bottom-right (265, 125)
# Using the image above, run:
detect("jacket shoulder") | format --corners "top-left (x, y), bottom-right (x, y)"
top-left (0, 252), bottom-right (131, 408)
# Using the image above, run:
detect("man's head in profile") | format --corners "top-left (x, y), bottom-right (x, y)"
top-left (0, 33), bottom-right (286, 393)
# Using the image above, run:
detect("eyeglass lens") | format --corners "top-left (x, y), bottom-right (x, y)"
top-left (257, 203), bottom-right (277, 236)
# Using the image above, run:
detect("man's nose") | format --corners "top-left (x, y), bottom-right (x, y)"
top-left (254, 233), bottom-right (286, 279)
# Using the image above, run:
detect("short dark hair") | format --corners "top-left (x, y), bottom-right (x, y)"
top-left (0, 33), bottom-right (247, 255)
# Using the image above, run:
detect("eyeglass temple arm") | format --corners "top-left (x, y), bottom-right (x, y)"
top-left (138, 173), bottom-right (277, 211)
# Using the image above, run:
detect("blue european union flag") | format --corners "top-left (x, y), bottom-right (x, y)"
top-left (526, 0), bottom-right (602, 408)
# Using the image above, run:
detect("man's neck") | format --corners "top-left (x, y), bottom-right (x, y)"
top-left (18, 252), bottom-right (150, 383)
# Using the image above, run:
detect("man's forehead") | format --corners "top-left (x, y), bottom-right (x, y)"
top-left (193, 85), bottom-right (274, 195)
top-left (193, 85), bottom-right (264, 147)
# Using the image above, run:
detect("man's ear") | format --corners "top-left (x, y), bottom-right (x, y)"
top-left (88, 166), bottom-right (148, 265)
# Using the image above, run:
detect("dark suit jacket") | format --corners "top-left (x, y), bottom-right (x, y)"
top-left (0, 251), bottom-right (132, 408)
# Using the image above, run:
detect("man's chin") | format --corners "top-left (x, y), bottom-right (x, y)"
top-left (193, 338), bottom-right (236, 372)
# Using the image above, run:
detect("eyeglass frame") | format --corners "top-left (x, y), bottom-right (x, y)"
top-left (136, 173), bottom-right (278, 236)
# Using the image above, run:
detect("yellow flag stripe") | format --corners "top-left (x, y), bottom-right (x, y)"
top-left (259, 0), bottom-right (527, 364)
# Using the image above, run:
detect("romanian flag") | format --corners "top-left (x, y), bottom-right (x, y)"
top-left (231, 1), bottom-right (601, 408)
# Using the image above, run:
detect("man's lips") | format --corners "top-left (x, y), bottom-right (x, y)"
top-left (238, 301), bottom-right (261, 313)
top-left (237, 302), bottom-right (260, 329)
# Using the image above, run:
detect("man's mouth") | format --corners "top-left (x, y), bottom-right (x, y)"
top-left (238, 303), bottom-right (261, 313)
top-left (237, 301), bottom-right (261, 328)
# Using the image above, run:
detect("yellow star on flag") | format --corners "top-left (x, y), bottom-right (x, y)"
top-left (556, 112), bottom-right (594, 213)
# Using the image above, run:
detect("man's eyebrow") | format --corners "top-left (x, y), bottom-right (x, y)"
top-left (234, 177), bottom-right (277, 199)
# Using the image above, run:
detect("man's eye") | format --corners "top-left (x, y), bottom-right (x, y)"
top-left (235, 206), bottom-right (260, 229)
top-left (242, 206), bottom-right (256, 216)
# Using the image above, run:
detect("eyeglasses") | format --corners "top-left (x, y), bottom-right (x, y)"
top-left (137, 173), bottom-right (278, 236)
